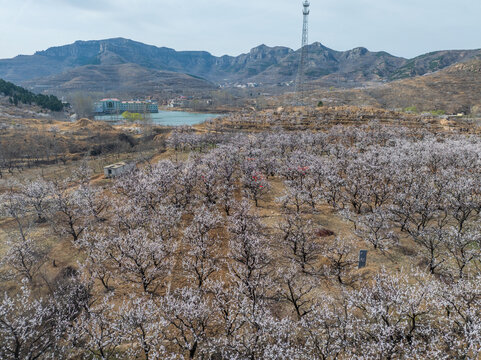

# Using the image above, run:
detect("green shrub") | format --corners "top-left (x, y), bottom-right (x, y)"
top-left (404, 106), bottom-right (418, 113)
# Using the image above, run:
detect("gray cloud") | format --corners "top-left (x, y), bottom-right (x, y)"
top-left (0, 0), bottom-right (479, 59)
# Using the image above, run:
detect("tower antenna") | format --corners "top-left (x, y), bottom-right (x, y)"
top-left (295, 0), bottom-right (310, 105)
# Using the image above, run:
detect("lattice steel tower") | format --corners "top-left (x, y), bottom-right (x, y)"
top-left (295, 0), bottom-right (310, 105)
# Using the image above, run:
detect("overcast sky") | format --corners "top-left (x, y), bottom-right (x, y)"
top-left (0, 0), bottom-right (480, 59)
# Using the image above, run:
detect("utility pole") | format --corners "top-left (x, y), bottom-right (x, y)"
top-left (295, 0), bottom-right (310, 106)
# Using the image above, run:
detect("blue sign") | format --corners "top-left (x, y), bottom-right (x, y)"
top-left (359, 250), bottom-right (368, 269)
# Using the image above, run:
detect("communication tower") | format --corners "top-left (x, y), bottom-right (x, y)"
top-left (295, 0), bottom-right (310, 105)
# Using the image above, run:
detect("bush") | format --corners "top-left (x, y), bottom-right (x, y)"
top-left (118, 133), bottom-right (136, 147)
top-left (89, 145), bottom-right (103, 156)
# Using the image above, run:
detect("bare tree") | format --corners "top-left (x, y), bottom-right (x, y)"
top-left (411, 228), bottom-right (447, 274)
top-left (276, 264), bottom-right (318, 320)
top-left (69, 92), bottom-right (94, 119)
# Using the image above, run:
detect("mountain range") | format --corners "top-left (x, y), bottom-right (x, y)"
top-left (0, 37), bottom-right (480, 95)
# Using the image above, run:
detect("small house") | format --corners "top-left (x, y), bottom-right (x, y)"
top-left (104, 162), bottom-right (135, 178)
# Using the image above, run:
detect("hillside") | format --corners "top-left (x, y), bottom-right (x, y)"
top-left (22, 63), bottom-right (216, 96)
top-left (0, 95), bottom-right (58, 119)
top-left (312, 59), bottom-right (481, 114)
top-left (390, 49), bottom-right (481, 80)
top-left (0, 78), bottom-right (63, 111)
top-left (1, 38), bottom-right (481, 95)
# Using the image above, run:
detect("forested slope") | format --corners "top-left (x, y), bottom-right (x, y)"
top-left (0, 78), bottom-right (63, 111)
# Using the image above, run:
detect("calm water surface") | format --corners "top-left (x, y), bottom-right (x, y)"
top-left (95, 110), bottom-right (221, 126)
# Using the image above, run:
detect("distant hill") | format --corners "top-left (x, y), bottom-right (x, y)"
top-left (1, 38), bottom-right (480, 94)
top-left (314, 59), bottom-right (481, 115)
top-left (22, 63), bottom-right (217, 96)
top-left (389, 50), bottom-right (481, 80)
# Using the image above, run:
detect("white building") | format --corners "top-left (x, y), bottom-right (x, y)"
top-left (104, 162), bottom-right (135, 178)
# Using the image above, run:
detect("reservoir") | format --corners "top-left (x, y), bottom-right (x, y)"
top-left (95, 110), bottom-right (221, 126)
